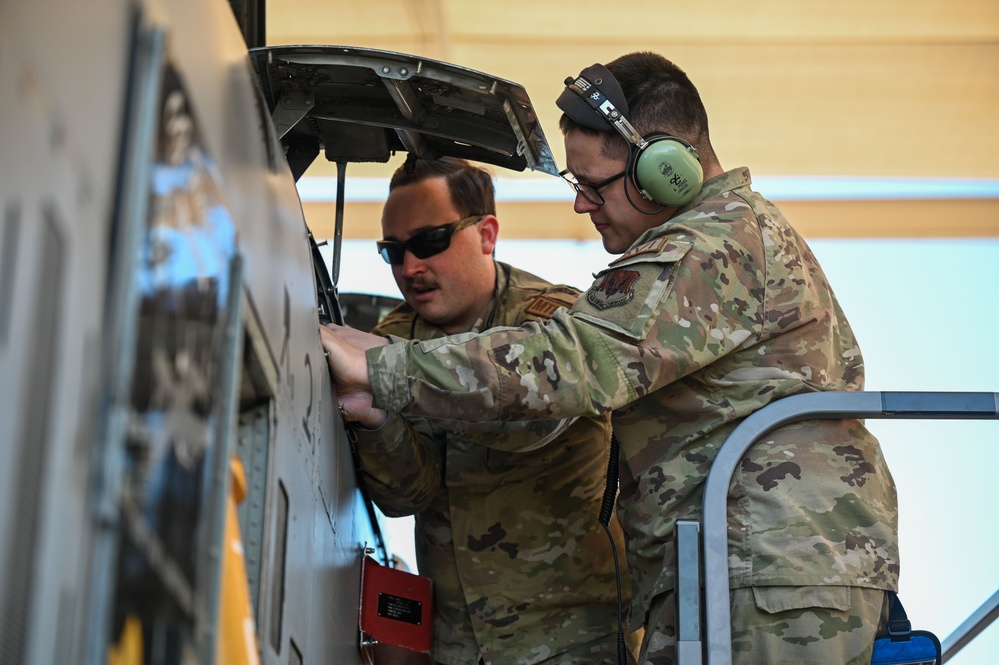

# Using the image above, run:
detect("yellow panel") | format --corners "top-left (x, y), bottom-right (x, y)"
top-left (271, 0), bottom-right (999, 43)
top-left (445, 0), bottom-right (999, 40)
top-left (773, 199), bottom-right (999, 237)
top-left (438, 42), bottom-right (999, 178)
top-left (267, 0), bottom-right (415, 41)
top-left (269, 0), bottom-right (999, 242)
top-left (268, 0), bottom-right (454, 57)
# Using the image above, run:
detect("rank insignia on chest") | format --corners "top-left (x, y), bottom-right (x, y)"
top-left (523, 294), bottom-right (567, 320)
top-left (587, 269), bottom-right (641, 310)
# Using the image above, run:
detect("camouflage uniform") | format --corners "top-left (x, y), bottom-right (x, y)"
top-left (353, 262), bottom-right (634, 665)
top-left (366, 169), bottom-right (899, 662)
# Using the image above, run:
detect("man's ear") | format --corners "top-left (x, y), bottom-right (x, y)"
top-left (478, 214), bottom-right (499, 255)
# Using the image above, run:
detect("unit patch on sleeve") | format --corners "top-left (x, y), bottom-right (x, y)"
top-left (586, 269), bottom-right (641, 310)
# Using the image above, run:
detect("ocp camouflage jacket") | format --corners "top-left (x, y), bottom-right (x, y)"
top-left (367, 169), bottom-right (900, 627)
top-left (354, 262), bottom-right (630, 665)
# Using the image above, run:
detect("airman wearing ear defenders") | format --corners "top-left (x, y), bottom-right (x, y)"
top-left (323, 53), bottom-right (898, 665)
top-left (339, 156), bottom-right (640, 665)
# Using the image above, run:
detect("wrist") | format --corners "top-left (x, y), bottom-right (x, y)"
top-left (357, 408), bottom-right (389, 430)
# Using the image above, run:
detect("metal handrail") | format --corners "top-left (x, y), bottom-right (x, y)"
top-left (941, 588), bottom-right (999, 662)
top-left (696, 391), bottom-right (999, 665)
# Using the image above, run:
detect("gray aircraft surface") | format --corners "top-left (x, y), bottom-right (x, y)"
top-left (0, 0), bottom-right (556, 663)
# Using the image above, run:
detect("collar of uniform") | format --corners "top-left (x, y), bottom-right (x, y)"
top-left (608, 236), bottom-right (682, 266)
top-left (470, 261), bottom-right (509, 333)
top-left (611, 167), bottom-right (754, 265)
top-left (686, 166), bottom-right (752, 210)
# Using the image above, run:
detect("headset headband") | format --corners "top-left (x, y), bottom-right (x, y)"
top-left (557, 65), bottom-right (627, 126)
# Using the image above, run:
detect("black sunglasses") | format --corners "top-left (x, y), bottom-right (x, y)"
top-left (558, 168), bottom-right (627, 206)
top-left (376, 215), bottom-right (484, 265)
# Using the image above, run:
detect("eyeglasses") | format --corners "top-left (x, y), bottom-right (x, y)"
top-left (559, 168), bottom-right (627, 206)
top-left (376, 215), bottom-right (484, 265)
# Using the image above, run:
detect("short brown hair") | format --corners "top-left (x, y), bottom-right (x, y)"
top-left (389, 156), bottom-right (496, 217)
top-left (558, 52), bottom-right (715, 163)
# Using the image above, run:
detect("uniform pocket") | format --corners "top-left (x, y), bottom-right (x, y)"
top-left (752, 585), bottom-right (852, 613)
top-left (484, 445), bottom-right (554, 473)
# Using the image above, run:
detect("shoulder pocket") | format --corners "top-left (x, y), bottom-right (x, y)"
top-left (572, 241), bottom-right (692, 341)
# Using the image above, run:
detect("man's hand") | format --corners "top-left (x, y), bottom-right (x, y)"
top-left (320, 324), bottom-right (386, 428)
top-left (320, 324), bottom-right (376, 389)
top-left (330, 324), bottom-right (390, 352)
top-left (335, 386), bottom-right (387, 429)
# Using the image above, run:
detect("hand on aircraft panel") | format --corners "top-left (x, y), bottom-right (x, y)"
top-left (320, 324), bottom-right (387, 429)
top-left (319, 323), bottom-right (377, 389)
top-left (336, 386), bottom-right (388, 430)
top-left (327, 323), bottom-right (391, 352)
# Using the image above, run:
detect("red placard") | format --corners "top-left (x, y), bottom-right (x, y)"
top-left (359, 555), bottom-right (433, 664)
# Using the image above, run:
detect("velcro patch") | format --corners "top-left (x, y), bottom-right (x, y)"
top-left (523, 294), bottom-right (568, 320)
top-left (586, 269), bottom-right (640, 310)
top-left (610, 237), bottom-right (673, 265)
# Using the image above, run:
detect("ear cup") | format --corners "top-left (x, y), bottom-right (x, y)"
top-left (633, 137), bottom-right (703, 207)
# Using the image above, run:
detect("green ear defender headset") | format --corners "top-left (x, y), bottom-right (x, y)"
top-left (556, 64), bottom-right (703, 208)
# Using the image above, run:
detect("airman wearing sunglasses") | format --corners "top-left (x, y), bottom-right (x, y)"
top-left (345, 156), bottom-right (639, 665)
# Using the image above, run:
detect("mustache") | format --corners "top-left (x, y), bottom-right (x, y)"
top-left (405, 277), bottom-right (439, 291)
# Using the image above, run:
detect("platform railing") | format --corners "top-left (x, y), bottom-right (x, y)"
top-left (674, 391), bottom-right (999, 665)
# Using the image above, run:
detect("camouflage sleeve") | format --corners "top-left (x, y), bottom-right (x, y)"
top-left (367, 314), bottom-right (636, 421)
top-left (351, 414), bottom-right (444, 517)
top-left (352, 404), bottom-right (575, 505)
top-left (367, 237), bottom-right (765, 423)
top-left (432, 416), bottom-right (577, 453)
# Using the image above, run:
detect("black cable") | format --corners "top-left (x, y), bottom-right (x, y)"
top-left (599, 433), bottom-right (629, 665)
